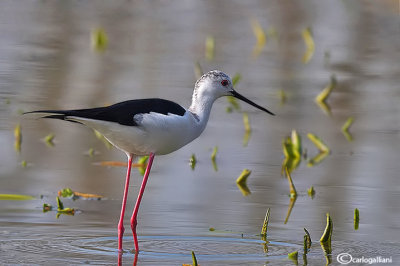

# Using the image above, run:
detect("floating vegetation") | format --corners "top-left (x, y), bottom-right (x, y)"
top-left (93, 129), bottom-right (113, 149)
top-left (261, 208), bottom-right (271, 240)
top-left (56, 196), bottom-right (75, 218)
top-left (14, 123), bottom-right (22, 153)
top-left (307, 133), bottom-right (330, 153)
top-left (251, 19), bottom-right (266, 58)
top-left (43, 203), bottom-right (52, 212)
top-left (91, 28), bottom-right (108, 52)
top-left (320, 213), bottom-right (333, 242)
top-left (304, 228), bottom-right (312, 254)
top-left (282, 130), bottom-right (302, 173)
top-left (354, 208), bottom-right (360, 230)
top-left (194, 61), bottom-right (203, 79)
top-left (302, 27), bottom-right (315, 64)
top-left (278, 89), bottom-right (287, 105)
top-left (236, 169), bottom-right (251, 185)
top-left (307, 133), bottom-right (330, 167)
top-left (87, 148), bottom-right (95, 157)
top-left (242, 113), bottom-right (251, 146)
top-left (0, 194), bottom-right (35, 200)
top-left (284, 168), bottom-right (297, 224)
top-left (232, 73), bottom-right (241, 87)
top-left (211, 146), bottom-right (218, 171)
top-left (191, 251), bottom-right (198, 266)
top-left (205, 35), bottom-right (215, 61)
top-left (342, 117), bottom-right (354, 142)
top-left (58, 188), bottom-right (103, 200)
top-left (189, 154), bottom-right (197, 170)
top-left (315, 75), bottom-right (337, 116)
top-left (307, 151), bottom-right (329, 167)
top-left (138, 156), bottom-right (149, 175)
top-left (236, 169), bottom-right (251, 196)
top-left (21, 160), bottom-right (27, 168)
top-left (285, 167), bottom-right (297, 198)
top-left (320, 213), bottom-right (333, 262)
top-left (43, 133), bottom-right (55, 147)
top-left (307, 186), bottom-right (315, 199)
top-left (288, 251), bottom-right (298, 263)
top-left (227, 96), bottom-right (240, 111)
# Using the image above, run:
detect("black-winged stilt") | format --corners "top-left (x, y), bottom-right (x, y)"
top-left (25, 70), bottom-right (274, 252)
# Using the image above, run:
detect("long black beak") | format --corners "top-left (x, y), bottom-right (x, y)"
top-left (231, 90), bottom-right (275, 116)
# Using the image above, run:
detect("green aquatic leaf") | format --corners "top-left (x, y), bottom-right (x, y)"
top-left (304, 228), bottom-right (312, 253)
top-left (307, 186), bottom-right (315, 198)
top-left (282, 130), bottom-right (302, 162)
top-left (227, 96), bottom-right (240, 110)
top-left (14, 124), bottom-right (22, 153)
top-left (282, 156), bottom-right (301, 175)
top-left (236, 182), bottom-right (251, 196)
top-left (251, 19), bottom-right (266, 58)
top-left (278, 89), bottom-right (287, 105)
top-left (354, 208), bottom-right (360, 230)
top-left (58, 188), bottom-right (74, 198)
top-left (320, 213), bottom-right (333, 243)
top-left (288, 251), bottom-right (298, 263)
top-left (0, 194), bottom-right (35, 200)
top-left (302, 27), bottom-right (315, 63)
top-left (191, 251), bottom-right (198, 266)
top-left (342, 117), bottom-right (354, 142)
top-left (315, 75), bottom-right (336, 104)
top-left (205, 35), bottom-right (215, 61)
top-left (138, 156), bottom-right (149, 175)
top-left (285, 167), bottom-right (297, 198)
top-left (21, 160), bottom-right (27, 168)
top-left (236, 169), bottom-right (251, 196)
top-left (189, 154), bottom-right (197, 170)
top-left (315, 75), bottom-right (336, 116)
top-left (243, 113), bottom-right (251, 146)
top-left (261, 208), bottom-right (271, 239)
top-left (211, 146), bottom-right (218, 171)
top-left (307, 133), bottom-right (330, 153)
top-left (320, 213), bottom-right (333, 264)
top-left (284, 195), bottom-right (297, 224)
top-left (91, 28), bottom-right (108, 52)
top-left (44, 133), bottom-right (55, 147)
top-left (56, 196), bottom-right (64, 210)
top-left (232, 73), bottom-right (241, 87)
top-left (236, 169), bottom-right (251, 185)
top-left (307, 151), bottom-right (329, 167)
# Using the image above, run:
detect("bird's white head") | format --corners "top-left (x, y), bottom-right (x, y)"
top-left (193, 70), bottom-right (234, 100)
top-left (192, 70), bottom-right (275, 115)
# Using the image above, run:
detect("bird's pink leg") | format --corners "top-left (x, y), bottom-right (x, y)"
top-left (130, 152), bottom-right (155, 252)
top-left (118, 153), bottom-right (134, 252)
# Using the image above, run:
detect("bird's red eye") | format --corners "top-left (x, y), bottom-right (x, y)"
top-left (221, 80), bottom-right (229, 86)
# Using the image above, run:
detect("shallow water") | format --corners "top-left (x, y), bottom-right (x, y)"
top-left (0, 0), bottom-right (399, 265)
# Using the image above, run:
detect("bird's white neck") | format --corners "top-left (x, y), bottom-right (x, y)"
top-left (188, 88), bottom-right (217, 132)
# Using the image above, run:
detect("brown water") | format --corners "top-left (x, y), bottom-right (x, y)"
top-left (0, 0), bottom-right (399, 265)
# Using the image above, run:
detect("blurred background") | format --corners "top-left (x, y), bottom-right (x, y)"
top-left (0, 0), bottom-right (399, 265)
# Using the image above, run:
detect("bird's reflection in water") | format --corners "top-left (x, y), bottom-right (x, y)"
top-left (118, 250), bottom-right (138, 266)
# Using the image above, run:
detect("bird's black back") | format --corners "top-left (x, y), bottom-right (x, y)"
top-left (25, 98), bottom-right (186, 126)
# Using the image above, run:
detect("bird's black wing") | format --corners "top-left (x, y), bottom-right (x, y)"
top-left (24, 98), bottom-right (186, 126)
